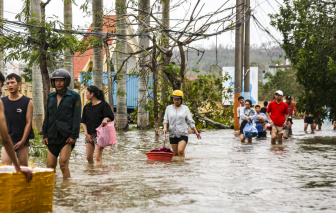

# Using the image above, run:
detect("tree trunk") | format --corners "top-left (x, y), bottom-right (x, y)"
top-left (0, 0), bottom-right (4, 97)
top-left (40, 4), bottom-right (50, 111)
top-left (92, 0), bottom-right (104, 89)
top-left (64, 0), bottom-right (74, 89)
top-left (31, 0), bottom-right (43, 132)
top-left (115, 0), bottom-right (128, 130)
top-left (152, 38), bottom-right (160, 136)
top-left (104, 41), bottom-right (114, 112)
top-left (137, 0), bottom-right (150, 128)
top-left (159, 0), bottom-right (170, 122)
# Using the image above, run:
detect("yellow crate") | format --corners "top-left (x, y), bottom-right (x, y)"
top-left (0, 166), bottom-right (54, 213)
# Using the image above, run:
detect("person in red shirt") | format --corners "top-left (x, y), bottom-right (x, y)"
top-left (285, 95), bottom-right (297, 136)
top-left (266, 90), bottom-right (289, 145)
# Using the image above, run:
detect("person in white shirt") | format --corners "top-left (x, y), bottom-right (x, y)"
top-left (237, 96), bottom-right (245, 128)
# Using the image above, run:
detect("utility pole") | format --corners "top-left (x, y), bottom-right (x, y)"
top-left (244, 0), bottom-right (250, 99)
top-left (234, 0), bottom-right (244, 131)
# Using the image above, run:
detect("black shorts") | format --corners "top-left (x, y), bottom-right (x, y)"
top-left (13, 140), bottom-right (30, 153)
top-left (287, 119), bottom-right (293, 124)
top-left (304, 116), bottom-right (314, 124)
top-left (170, 136), bottom-right (188, 144)
top-left (240, 120), bottom-right (248, 135)
top-left (47, 132), bottom-right (75, 158)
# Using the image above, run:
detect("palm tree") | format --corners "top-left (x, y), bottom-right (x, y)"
top-left (115, 0), bottom-right (128, 129)
top-left (92, 0), bottom-right (104, 89)
top-left (137, 0), bottom-right (150, 128)
top-left (64, 0), bottom-right (74, 89)
top-left (31, 0), bottom-right (43, 132)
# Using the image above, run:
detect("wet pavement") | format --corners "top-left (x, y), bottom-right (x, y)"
top-left (32, 120), bottom-right (336, 212)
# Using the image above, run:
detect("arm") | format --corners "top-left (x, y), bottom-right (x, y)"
top-left (82, 123), bottom-right (93, 143)
top-left (240, 107), bottom-right (246, 120)
top-left (249, 109), bottom-right (257, 121)
top-left (284, 114), bottom-right (289, 127)
top-left (14, 100), bottom-right (33, 149)
top-left (0, 101), bottom-right (32, 181)
top-left (102, 103), bottom-right (114, 126)
top-left (163, 107), bottom-right (169, 134)
top-left (186, 108), bottom-right (201, 139)
top-left (70, 94), bottom-right (82, 140)
top-left (266, 112), bottom-right (273, 124)
top-left (293, 104), bottom-right (297, 118)
top-left (237, 107), bottom-right (240, 127)
top-left (42, 97), bottom-right (49, 139)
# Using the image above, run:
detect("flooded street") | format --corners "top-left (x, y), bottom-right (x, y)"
top-left (34, 120), bottom-right (336, 212)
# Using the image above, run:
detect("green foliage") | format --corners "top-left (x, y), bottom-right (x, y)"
top-left (21, 67), bottom-right (32, 82)
top-left (81, 67), bottom-right (93, 87)
top-left (29, 128), bottom-right (47, 158)
top-left (270, 0), bottom-right (336, 121)
top-left (259, 68), bottom-right (304, 102)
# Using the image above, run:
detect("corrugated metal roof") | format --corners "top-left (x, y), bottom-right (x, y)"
top-left (81, 72), bottom-right (153, 109)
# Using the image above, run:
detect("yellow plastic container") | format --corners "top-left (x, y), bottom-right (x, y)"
top-left (0, 166), bottom-right (54, 213)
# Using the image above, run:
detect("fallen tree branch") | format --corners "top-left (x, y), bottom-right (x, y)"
top-left (195, 113), bottom-right (231, 129)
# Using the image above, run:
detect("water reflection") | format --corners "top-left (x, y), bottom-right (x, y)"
top-left (29, 119), bottom-right (336, 212)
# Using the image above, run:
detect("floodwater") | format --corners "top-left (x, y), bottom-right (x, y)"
top-left (32, 120), bottom-right (336, 213)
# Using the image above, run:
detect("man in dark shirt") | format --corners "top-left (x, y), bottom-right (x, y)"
top-left (260, 101), bottom-right (268, 113)
top-left (0, 71), bottom-right (32, 181)
top-left (1, 73), bottom-right (34, 167)
top-left (42, 69), bottom-right (81, 179)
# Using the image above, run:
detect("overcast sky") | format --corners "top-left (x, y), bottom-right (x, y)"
top-left (3, 0), bottom-right (283, 49)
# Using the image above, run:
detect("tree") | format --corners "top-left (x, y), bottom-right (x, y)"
top-left (21, 67), bottom-right (33, 82)
top-left (137, 0), bottom-right (150, 129)
top-left (270, 0), bottom-right (336, 120)
top-left (92, 0), bottom-right (104, 89)
top-left (64, 0), bottom-right (74, 89)
top-left (115, 0), bottom-right (128, 130)
top-left (259, 68), bottom-right (304, 102)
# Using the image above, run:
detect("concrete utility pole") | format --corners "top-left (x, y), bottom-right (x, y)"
top-left (244, 0), bottom-right (250, 98)
top-left (234, 0), bottom-right (244, 131)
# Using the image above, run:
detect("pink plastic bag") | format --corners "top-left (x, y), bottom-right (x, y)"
top-left (96, 122), bottom-right (117, 148)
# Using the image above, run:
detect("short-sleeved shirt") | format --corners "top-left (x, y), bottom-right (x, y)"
top-left (287, 102), bottom-right (296, 118)
top-left (81, 101), bottom-right (115, 135)
top-left (260, 107), bottom-right (267, 114)
top-left (266, 100), bottom-right (289, 127)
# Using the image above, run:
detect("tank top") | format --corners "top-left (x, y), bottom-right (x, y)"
top-left (1, 95), bottom-right (35, 143)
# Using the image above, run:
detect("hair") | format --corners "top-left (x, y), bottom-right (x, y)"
top-left (0, 72), bottom-right (4, 86)
top-left (6, 73), bottom-right (21, 83)
top-left (238, 96), bottom-right (244, 101)
top-left (264, 101), bottom-right (268, 107)
top-left (87, 86), bottom-right (105, 102)
top-left (245, 99), bottom-right (252, 106)
top-left (255, 105), bottom-right (260, 108)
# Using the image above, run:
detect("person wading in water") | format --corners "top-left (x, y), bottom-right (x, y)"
top-left (163, 90), bottom-right (201, 157)
top-left (42, 69), bottom-right (81, 179)
top-left (1, 73), bottom-right (34, 167)
top-left (81, 86), bottom-right (114, 166)
top-left (0, 71), bottom-right (32, 181)
top-left (239, 99), bottom-right (257, 143)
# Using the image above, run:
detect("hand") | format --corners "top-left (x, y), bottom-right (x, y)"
top-left (102, 118), bottom-right (108, 127)
top-left (66, 137), bottom-right (76, 144)
top-left (13, 141), bottom-right (24, 150)
top-left (17, 167), bottom-right (33, 182)
top-left (245, 117), bottom-right (250, 121)
top-left (195, 131), bottom-right (201, 139)
top-left (43, 138), bottom-right (48, 145)
top-left (269, 120), bottom-right (273, 125)
top-left (85, 134), bottom-right (93, 143)
top-left (163, 128), bottom-right (167, 134)
top-left (247, 119), bottom-right (251, 123)
top-left (283, 122), bottom-right (287, 127)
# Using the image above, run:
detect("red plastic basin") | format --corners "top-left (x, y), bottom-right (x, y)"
top-left (146, 152), bottom-right (174, 161)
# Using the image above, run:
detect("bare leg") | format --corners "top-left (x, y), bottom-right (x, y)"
top-left (177, 141), bottom-right (187, 157)
top-left (283, 129), bottom-right (288, 139)
top-left (95, 145), bottom-right (103, 166)
top-left (247, 137), bottom-right (252, 143)
top-left (271, 132), bottom-right (277, 145)
top-left (304, 123), bottom-right (308, 132)
top-left (86, 143), bottom-right (94, 164)
top-left (1, 146), bottom-right (14, 165)
top-left (59, 144), bottom-right (72, 179)
top-left (240, 134), bottom-right (245, 143)
top-left (277, 134), bottom-right (283, 145)
top-left (287, 121), bottom-right (292, 135)
top-left (171, 144), bottom-right (178, 156)
top-left (47, 150), bottom-right (58, 170)
top-left (311, 124), bottom-right (315, 134)
top-left (16, 146), bottom-right (29, 166)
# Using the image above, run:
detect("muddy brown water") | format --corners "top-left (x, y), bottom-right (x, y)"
top-left (30, 120), bottom-right (336, 212)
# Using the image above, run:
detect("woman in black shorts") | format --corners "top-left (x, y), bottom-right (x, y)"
top-left (81, 86), bottom-right (114, 165)
top-left (162, 90), bottom-right (201, 157)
